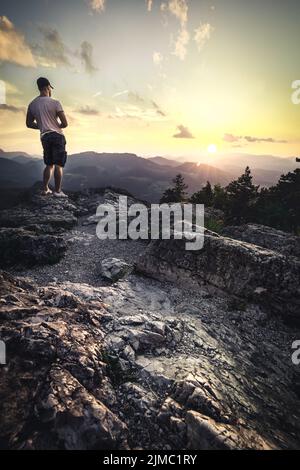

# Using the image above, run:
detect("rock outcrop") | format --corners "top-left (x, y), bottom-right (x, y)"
top-left (1, 186), bottom-right (300, 450)
top-left (222, 224), bottom-right (300, 259)
top-left (0, 228), bottom-right (67, 267)
top-left (0, 272), bottom-right (128, 450)
top-left (0, 188), bottom-right (78, 267)
top-left (136, 232), bottom-right (300, 321)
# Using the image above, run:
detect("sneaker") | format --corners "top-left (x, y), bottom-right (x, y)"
top-left (53, 191), bottom-right (68, 198)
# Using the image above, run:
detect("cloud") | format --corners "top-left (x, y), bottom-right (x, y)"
top-left (128, 93), bottom-right (167, 116)
top-left (244, 135), bottom-right (287, 143)
top-left (223, 133), bottom-right (240, 143)
top-left (110, 89), bottom-right (167, 120)
top-left (112, 90), bottom-right (129, 98)
top-left (153, 51), bottom-right (163, 65)
top-left (3, 81), bottom-right (22, 96)
top-left (167, 0), bottom-right (188, 26)
top-left (194, 23), bottom-right (214, 51)
top-left (172, 27), bottom-right (190, 60)
top-left (223, 133), bottom-right (288, 144)
top-left (151, 100), bottom-right (167, 116)
top-left (108, 104), bottom-right (165, 121)
top-left (80, 41), bottom-right (98, 74)
top-left (32, 27), bottom-right (71, 68)
top-left (163, 1), bottom-right (190, 60)
top-left (75, 105), bottom-right (99, 115)
top-left (87, 0), bottom-right (106, 13)
top-left (146, 0), bottom-right (153, 11)
top-left (0, 103), bottom-right (25, 113)
top-left (0, 16), bottom-right (36, 67)
top-left (128, 91), bottom-right (145, 103)
top-left (32, 28), bottom-right (97, 73)
top-left (173, 124), bottom-right (194, 139)
top-left (108, 106), bottom-right (142, 120)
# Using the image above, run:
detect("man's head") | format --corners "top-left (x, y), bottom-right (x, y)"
top-left (37, 77), bottom-right (53, 96)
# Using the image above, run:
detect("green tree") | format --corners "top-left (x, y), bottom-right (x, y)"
top-left (190, 181), bottom-right (213, 205)
top-left (256, 169), bottom-right (300, 233)
top-left (225, 166), bottom-right (259, 224)
top-left (160, 174), bottom-right (188, 203)
top-left (212, 183), bottom-right (227, 211)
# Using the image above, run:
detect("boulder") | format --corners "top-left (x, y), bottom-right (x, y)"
top-left (0, 227), bottom-right (67, 267)
top-left (222, 224), bottom-right (300, 259)
top-left (0, 185), bottom-right (78, 267)
top-left (101, 258), bottom-right (133, 282)
top-left (136, 232), bottom-right (300, 320)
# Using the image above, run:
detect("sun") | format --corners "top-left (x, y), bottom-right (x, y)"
top-left (207, 144), bottom-right (217, 154)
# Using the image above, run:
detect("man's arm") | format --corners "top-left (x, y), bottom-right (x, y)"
top-left (57, 110), bottom-right (68, 129)
top-left (26, 108), bottom-right (38, 130)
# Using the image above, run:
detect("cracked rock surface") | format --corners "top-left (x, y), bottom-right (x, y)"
top-left (0, 187), bottom-right (300, 450)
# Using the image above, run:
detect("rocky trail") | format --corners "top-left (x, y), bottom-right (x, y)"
top-left (0, 187), bottom-right (300, 450)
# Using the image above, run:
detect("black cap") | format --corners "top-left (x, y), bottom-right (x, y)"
top-left (37, 77), bottom-right (54, 91)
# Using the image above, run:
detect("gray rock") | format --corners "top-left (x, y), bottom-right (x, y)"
top-left (101, 258), bottom-right (133, 282)
top-left (0, 186), bottom-right (78, 268)
top-left (0, 227), bottom-right (67, 266)
top-left (136, 232), bottom-right (300, 320)
top-left (222, 224), bottom-right (300, 259)
top-left (35, 367), bottom-right (127, 450)
top-left (0, 271), bottom-right (128, 450)
top-left (186, 411), bottom-right (271, 450)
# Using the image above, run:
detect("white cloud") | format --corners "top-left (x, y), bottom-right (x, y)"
top-left (0, 16), bottom-right (36, 67)
top-left (110, 103), bottom-right (166, 122)
top-left (146, 0), bottom-right (153, 12)
top-left (194, 23), bottom-right (214, 51)
top-left (167, 0), bottom-right (188, 26)
top-left (4, 81), bottom-right (22, 96)
top-left (87, 0), bottom-right (105, 13)
top-left (172, 27), bottom-right (190, 60)
top-left (112, 90), bottom-right (129, 98)
top-left (153, 51), bottom-right (163, 65)
top-left (161, 1), bottom-right (190, 60)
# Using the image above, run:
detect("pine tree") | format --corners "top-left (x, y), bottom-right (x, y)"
top-left (190, 181), bottom-right (213, 205)
top-left (256, 169), bottom-right (300, 233)
top-left (160, 174), bottom-right (188, 203)
top-left (225, 166), bottom-right (259, 224)
top-left (212, 184), bottom-right (227, 210)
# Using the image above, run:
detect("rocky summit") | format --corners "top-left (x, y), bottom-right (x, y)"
top-left (0, 186), bottom-right (300, 450)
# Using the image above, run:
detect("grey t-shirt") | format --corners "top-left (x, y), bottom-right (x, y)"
top-left (28, 96), bottom-right (64, 136)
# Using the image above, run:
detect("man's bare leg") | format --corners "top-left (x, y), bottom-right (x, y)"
top-left (54, 165), bottom-right (63, 193)
top-left (43, 165), bottom-right (54, 194)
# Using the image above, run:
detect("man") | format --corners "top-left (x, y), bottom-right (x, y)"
top-left (26, 77), bottom-right (68, 197)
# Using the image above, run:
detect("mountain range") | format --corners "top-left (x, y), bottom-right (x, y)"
top-left (0, 149), bottom-right (298, 203)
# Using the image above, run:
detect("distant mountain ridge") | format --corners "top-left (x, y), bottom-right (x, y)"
top-left (0, 150), bottom-right (297, 202)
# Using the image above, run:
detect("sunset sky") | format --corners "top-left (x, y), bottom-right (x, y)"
top-left (0, 0), bottom-right (300, 159)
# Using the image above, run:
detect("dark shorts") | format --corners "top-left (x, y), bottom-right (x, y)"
top-left (41, 132), bottom-right (67, 167)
